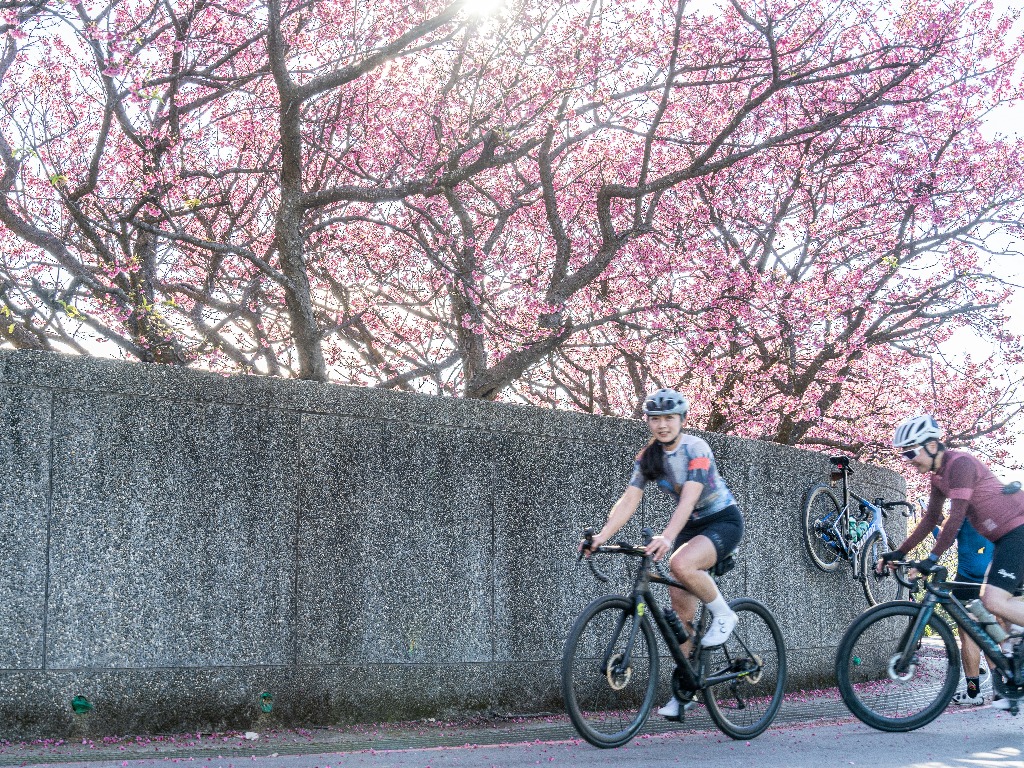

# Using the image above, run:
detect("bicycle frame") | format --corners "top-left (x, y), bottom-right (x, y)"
top-left (602, 550), bottom-right (754, 694)
top-left (829, 463), bottom-right (897, 578)
top-left (891, 572), bottom-right (1018, 686)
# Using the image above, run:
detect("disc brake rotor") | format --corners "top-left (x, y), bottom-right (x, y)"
top-left (887, 653), bottom-right (918, 682)
top-left (605, 653), bottom-right (633, 690)
top-left (743, 654), bottom-right (764, 684)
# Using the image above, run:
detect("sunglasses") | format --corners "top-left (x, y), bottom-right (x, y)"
top-left (900, 446), bottom-right (922, 461)
top-left (645, 399), bottom-right (680, 412)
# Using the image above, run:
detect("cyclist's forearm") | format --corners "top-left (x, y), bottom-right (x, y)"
top-left (899, 506), bottom-right (942, 555)
top-left (598, 486), bottom-right (642, 540)
top-left (662, 481), bottom-right (703, 541)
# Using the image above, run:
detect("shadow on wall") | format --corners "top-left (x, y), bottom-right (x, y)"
top-left (0, 349), bottom-right (905, 738)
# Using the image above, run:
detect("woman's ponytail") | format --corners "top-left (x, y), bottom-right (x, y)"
top-left (638, 439), bottom-right (666, 482)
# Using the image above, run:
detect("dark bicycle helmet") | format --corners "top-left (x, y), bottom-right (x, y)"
top-left (642, 388), bottom-right (689, 417)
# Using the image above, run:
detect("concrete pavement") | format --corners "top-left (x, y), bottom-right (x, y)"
top-left (2, 687), bottom-right (1022, 768)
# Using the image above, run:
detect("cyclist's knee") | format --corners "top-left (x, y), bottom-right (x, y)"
top-left (670, 555), bottom-right (702, 582)
top-left (982, 588), bottom-right (1009, 612)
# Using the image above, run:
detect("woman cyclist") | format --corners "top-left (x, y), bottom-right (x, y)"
top-left (584, 388), bottom-right (744, 719)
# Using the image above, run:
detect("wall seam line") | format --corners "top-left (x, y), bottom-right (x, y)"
top-left (41, 389), bottom-right (55, 672)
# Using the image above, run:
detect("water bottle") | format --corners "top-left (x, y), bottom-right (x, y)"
top-left (663, 608), bottom-right (689, 644)
top-left (966, 599), bottom-right (1009, 642)
top-left (848, 520), bottom-right (870, 542)
top-left (1000, 624), bottom-right (1024, 656)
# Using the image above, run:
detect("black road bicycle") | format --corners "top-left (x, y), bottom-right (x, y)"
top-left (802, 455), bottom-right (915, 605)
top-left (561, 528), bottom-right (787, 748)
top-left (835, 561), bottom-right (1024, 731)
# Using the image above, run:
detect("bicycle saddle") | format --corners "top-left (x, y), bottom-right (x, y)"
top-left (829, 456), bottom-right (851, 469)
top-left (712, 553), bottom-right (737, 577)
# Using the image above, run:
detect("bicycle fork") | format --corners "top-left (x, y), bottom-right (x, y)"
top-left (602, 600), bottom-right (645, 678)
top-left (891, 602), bottom-right (935, 679)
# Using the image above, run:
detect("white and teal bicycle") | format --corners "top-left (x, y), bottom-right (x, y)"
top-left (802, 456), bottom-right (915, 605)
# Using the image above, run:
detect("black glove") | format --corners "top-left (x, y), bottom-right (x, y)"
top-left (879, 550), bottom-right (904, 563)
top-left (909, 558), bottom-right (938, 573)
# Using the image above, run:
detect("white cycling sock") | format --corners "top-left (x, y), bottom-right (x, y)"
top-left (706, 594), bottom-right (731, 617)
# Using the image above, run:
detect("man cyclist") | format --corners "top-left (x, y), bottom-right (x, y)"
top-left (584, 388), bottom-right (744, 720)
top-left (879, 414), bottom-right (1024, 707)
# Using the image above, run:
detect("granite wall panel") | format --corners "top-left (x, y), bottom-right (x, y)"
top-left (0, 349), bottom-right (907, 738)
top-left (0, 385), bottom-right (50, 670)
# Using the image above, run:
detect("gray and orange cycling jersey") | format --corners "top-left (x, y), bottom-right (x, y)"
top-left (628, 434), bottom-right (737, 519)
top-left (900, 449), bottom-right (1024, 558)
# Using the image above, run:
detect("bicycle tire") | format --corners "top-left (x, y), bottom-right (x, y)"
top-left (859, 530), bottom-right (907, 605)
top-left (802, 484), bottom-right (844, 572)
top-left (561, 595), bottom-right (660, 748)
top-left (700, 598), bottom-right (787, 739)
top-left (835, 601), bottom-right (959, 732)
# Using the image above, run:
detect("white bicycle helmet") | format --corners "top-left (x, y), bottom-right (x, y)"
top-left (892, 414), bottom-right (943, 448)
top-left (642, 388), bottom-right (689, 417)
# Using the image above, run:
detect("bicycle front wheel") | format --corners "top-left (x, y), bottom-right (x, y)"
top-left (859, 530), bottom-right (907, 605)
top-left (561, 595), bottom-right (660, 748)
top-left (700, 598), bottom-right (787, 740)
top-left (802, 484), bottom-right (844, 571)
top-left (835, 601), bottom-right (959, 732)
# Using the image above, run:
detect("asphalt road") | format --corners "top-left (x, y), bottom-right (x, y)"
top-left (9, 706), bottom-right (1023, 768)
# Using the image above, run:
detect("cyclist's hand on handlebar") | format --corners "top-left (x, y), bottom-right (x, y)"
top-left (875, 550), bottom-right (903, 575)
top-left (908, 558), bottom-right (938, 574)
top-left (644, 533), bottom-right (672, 562)
top-left (579, 529), bottom-right (607, 558)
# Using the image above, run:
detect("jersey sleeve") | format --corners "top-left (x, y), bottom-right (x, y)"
top-left (628, 461), bottom-right (646, 489)
top-left (930, 456), bottom-right (979, 557)
top-left (899, 485), bottom-right (944, 555)
top-left (684, 439), bottom-right (713, 486)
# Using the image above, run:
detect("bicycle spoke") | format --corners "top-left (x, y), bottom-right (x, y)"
top-left (802, 485), bottom-right (844, 571)
top-left (701, 599), bottom-right (786, 739)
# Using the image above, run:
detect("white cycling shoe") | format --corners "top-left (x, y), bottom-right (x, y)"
top-left (992, 696), bottom-right (1016, 711)
top-left (657, 695), bottom-right (698, 720)
top-left (701, 611), bottom-right (739, 647)
top-left (952, 690), bottom-right (984, 706)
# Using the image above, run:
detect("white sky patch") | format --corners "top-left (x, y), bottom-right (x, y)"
top-left (460, 0), bottom-right (508, 17)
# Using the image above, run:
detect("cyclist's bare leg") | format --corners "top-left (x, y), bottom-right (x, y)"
top-left (981, 586), bottom-right (1024, 627)
top-left (668, 586), bottom-right (701, 657)
top-left (961, 631), bottom-right (980, 678)
top-left (667, 537), bottom-right (717, 688)
top-left (668, 535), bottom-right (719, 603)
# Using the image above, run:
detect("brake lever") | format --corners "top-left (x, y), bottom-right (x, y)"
top-left (578, 527), bottom-right (595, 562)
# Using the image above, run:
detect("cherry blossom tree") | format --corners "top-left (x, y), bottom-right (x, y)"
top-left (2, 0), bottom-right (1022, 456)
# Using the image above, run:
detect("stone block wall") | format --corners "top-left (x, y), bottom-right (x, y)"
top-left (0, 349), bottom-right (905, 738)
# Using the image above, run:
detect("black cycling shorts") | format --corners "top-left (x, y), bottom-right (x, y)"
top-left (986, 524), bottom-right (1024, 595)
top-left (672, 504), bottom-right (744, 562)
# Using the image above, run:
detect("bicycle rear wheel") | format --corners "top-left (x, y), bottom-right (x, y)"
top-left (835, 602), bottom-right (959, 732)
top-left (802, 484), bottom-right (844, 571)
top-left (561, 595), bottom-right (660, 748)
top-left (859, 530), bottom-right (907, 605)
top-left (700, 598), bottom-right (787, 739)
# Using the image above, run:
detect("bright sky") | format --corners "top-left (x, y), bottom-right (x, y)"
top-left (945, 88), bottom-right (1024, 473)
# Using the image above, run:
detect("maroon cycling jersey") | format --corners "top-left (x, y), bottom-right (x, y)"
top-left (900, 450), bottom-right (1024, 558)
